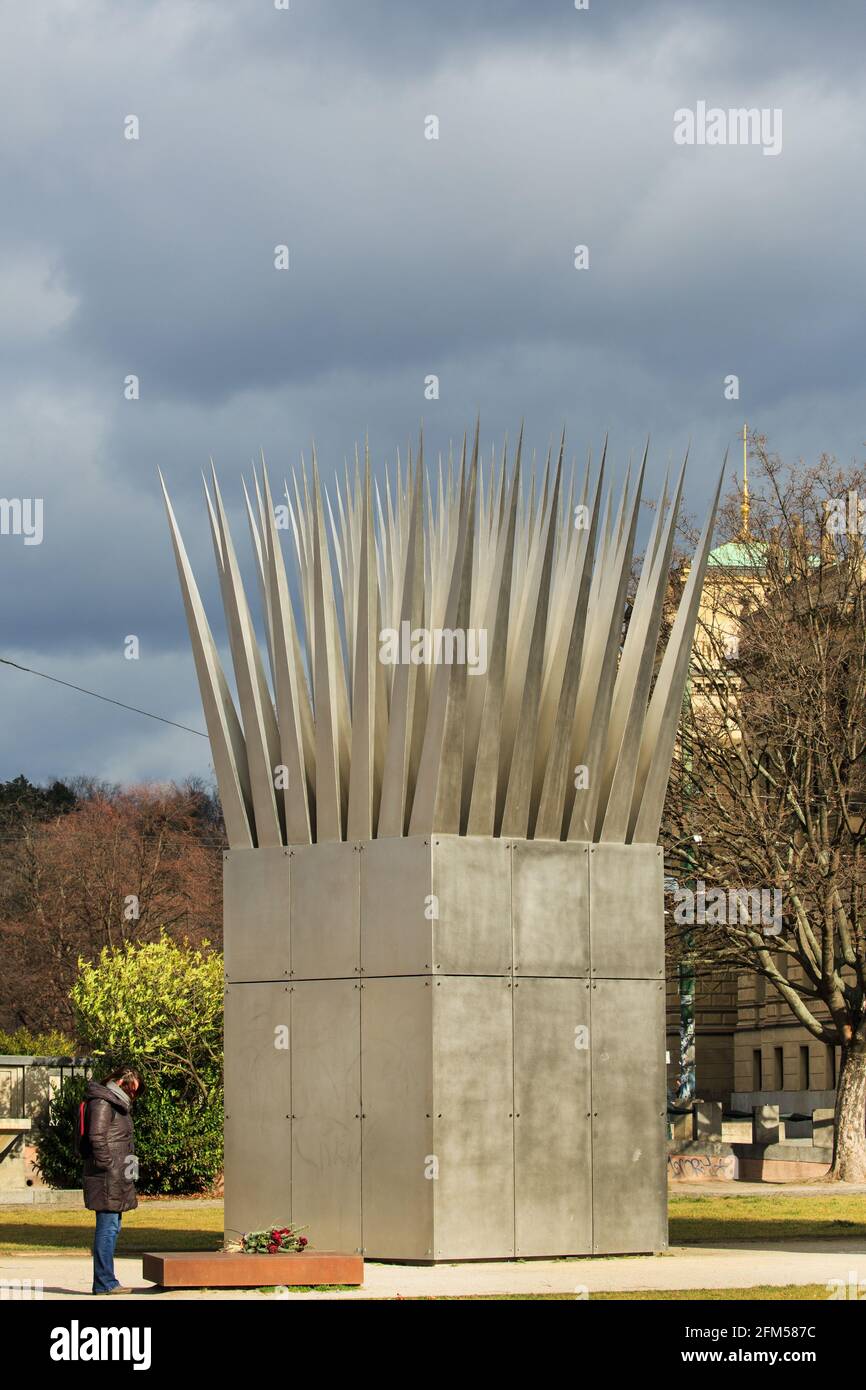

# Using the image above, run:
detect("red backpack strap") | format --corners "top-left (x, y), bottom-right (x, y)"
top-left (79, 1100), bottom-right (86, 1136)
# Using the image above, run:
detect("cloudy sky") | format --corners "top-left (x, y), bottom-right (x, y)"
top-left (0, 0), bottom-right (862, 787)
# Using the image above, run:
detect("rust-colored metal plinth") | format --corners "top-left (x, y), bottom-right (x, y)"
top-left (141, 1250), bottom-right (364, 1288)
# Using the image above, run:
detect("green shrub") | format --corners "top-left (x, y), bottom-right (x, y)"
top-left (0, 1027), bottom-right (76, 1056)
top-left (32, 1072), bottom-right (223, 1195)
top-left (71, 935), bottom-right (223, 1101)
top-left (131, 1082), bottom-right (224, 1194)
top-left (33, 935), bottom-right (225, 1194)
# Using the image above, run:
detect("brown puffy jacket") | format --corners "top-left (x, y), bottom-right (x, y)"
top-left (82, 1080), bottom-right (138, 1213)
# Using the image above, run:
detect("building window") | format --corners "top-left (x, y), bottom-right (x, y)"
top-left (752, 1049), bottom-right (762, 1090)
top-left (827, 1045), bottom-right (836, 1088)
top-left (799, 1045), bottom-right (810, 1090)
top-left (773, 1046), bottom-right (784, 1090)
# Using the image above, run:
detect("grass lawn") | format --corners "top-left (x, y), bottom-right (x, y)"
top-left (0, 1202), bottom-right (225, 1256)
top-left (1, 1191), bottom-right (863, 1258)
top-left (668, 1192), bottom-right (866, 1244)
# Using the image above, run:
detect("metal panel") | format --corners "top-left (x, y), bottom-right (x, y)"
top-left (431, 836), bottom-right (512, 975)
top-left (589, 842), bottom-right (664, 979)
top-left (224, 983), bottom-right (292, 1239)
top-left (590, 978), bottom-right (667, 1254)
top-left (223, 847), bottom-right (290, 983)
top-left (291, 979), bottom-right (362, 1252)
top-left (291, 841), bottom-right (360, 980)
top-left (431, 976), bottom-right (514, 1258)
top-left (360, 977), bottom-right (434, 1259)
top-left (360, 836), bottom-right (432, 978)
top-left (513, 978), bottom-right (592, 1255)
top-left (512, 840), bottom-right (590, 977)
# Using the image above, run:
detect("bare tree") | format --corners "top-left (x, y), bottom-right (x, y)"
top-left (664, 438), bottom-right (866, 1180)
top-left (0, 783), bottom-right (224, 1035)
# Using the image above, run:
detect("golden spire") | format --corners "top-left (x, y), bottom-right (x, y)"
top-left (741, 423), bottom-right (750, 537)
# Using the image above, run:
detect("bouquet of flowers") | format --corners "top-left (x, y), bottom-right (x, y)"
top-left (225, 1225), bottom-right (309, 1254)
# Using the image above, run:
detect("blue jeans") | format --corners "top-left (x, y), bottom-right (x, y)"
top-left (92, 1211), bottom-right (122, 1293)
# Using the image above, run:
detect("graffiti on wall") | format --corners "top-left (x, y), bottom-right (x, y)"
top-left (667, 1152), bottom-right (737, 1181)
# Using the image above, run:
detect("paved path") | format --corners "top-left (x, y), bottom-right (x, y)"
top-left (668, 1181), bottom-right (866, 1197)
top-left (3, 1238), bottom-right (865, 1300)
top-left (3, 1189), bottom-right (864, 1299)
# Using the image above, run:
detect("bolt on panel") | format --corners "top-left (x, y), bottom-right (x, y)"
top-left (223, 847), bottom-right (290, 983)
top-left (513, 977), bottom-right (593, 1255)
top-left (291, 840), bottom-right (360, 980)
top-left (588, 843), bottom-right (664, 979)
top-left (431, 835), bottom-right (512, 975)
top-left (512, 840), bottom-right (590, 977)
top-left (589, 977), bottom-right (667, 1254)
top-left (290, 979), bottom-right (363, 1253)
top-left (431, 976), bottom-right (515, 1258)
top-left (360, 836), bottom-right (432, 977)
top-left (360, 976), bottom-right (435, 1259)
top-left (223, 982), bottom-right (292, 1240)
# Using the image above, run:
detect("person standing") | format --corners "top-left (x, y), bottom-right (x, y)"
top-left (81, 1066), bottom-right (142, 1295)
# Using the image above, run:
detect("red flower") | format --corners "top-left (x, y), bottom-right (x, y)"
top-left (267, 1243), bottom-right (278, 1253)
top-left (298, 1236), bottom-right (308, 1247)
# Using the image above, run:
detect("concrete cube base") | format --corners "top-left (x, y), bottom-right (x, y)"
top-left (223, 836), bottom-right (667, 1261)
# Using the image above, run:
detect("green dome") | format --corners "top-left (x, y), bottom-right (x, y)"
top-left (707, 540), bottom-right (767, 569)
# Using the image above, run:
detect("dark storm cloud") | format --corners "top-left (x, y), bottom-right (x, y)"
top-left (0, 0), bottom-right (863, 780)
top-left (204, 0), bottom-right (866, 83)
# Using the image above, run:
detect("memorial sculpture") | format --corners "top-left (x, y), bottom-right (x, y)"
top-left (161, 427), bottom-right (721, 1259)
